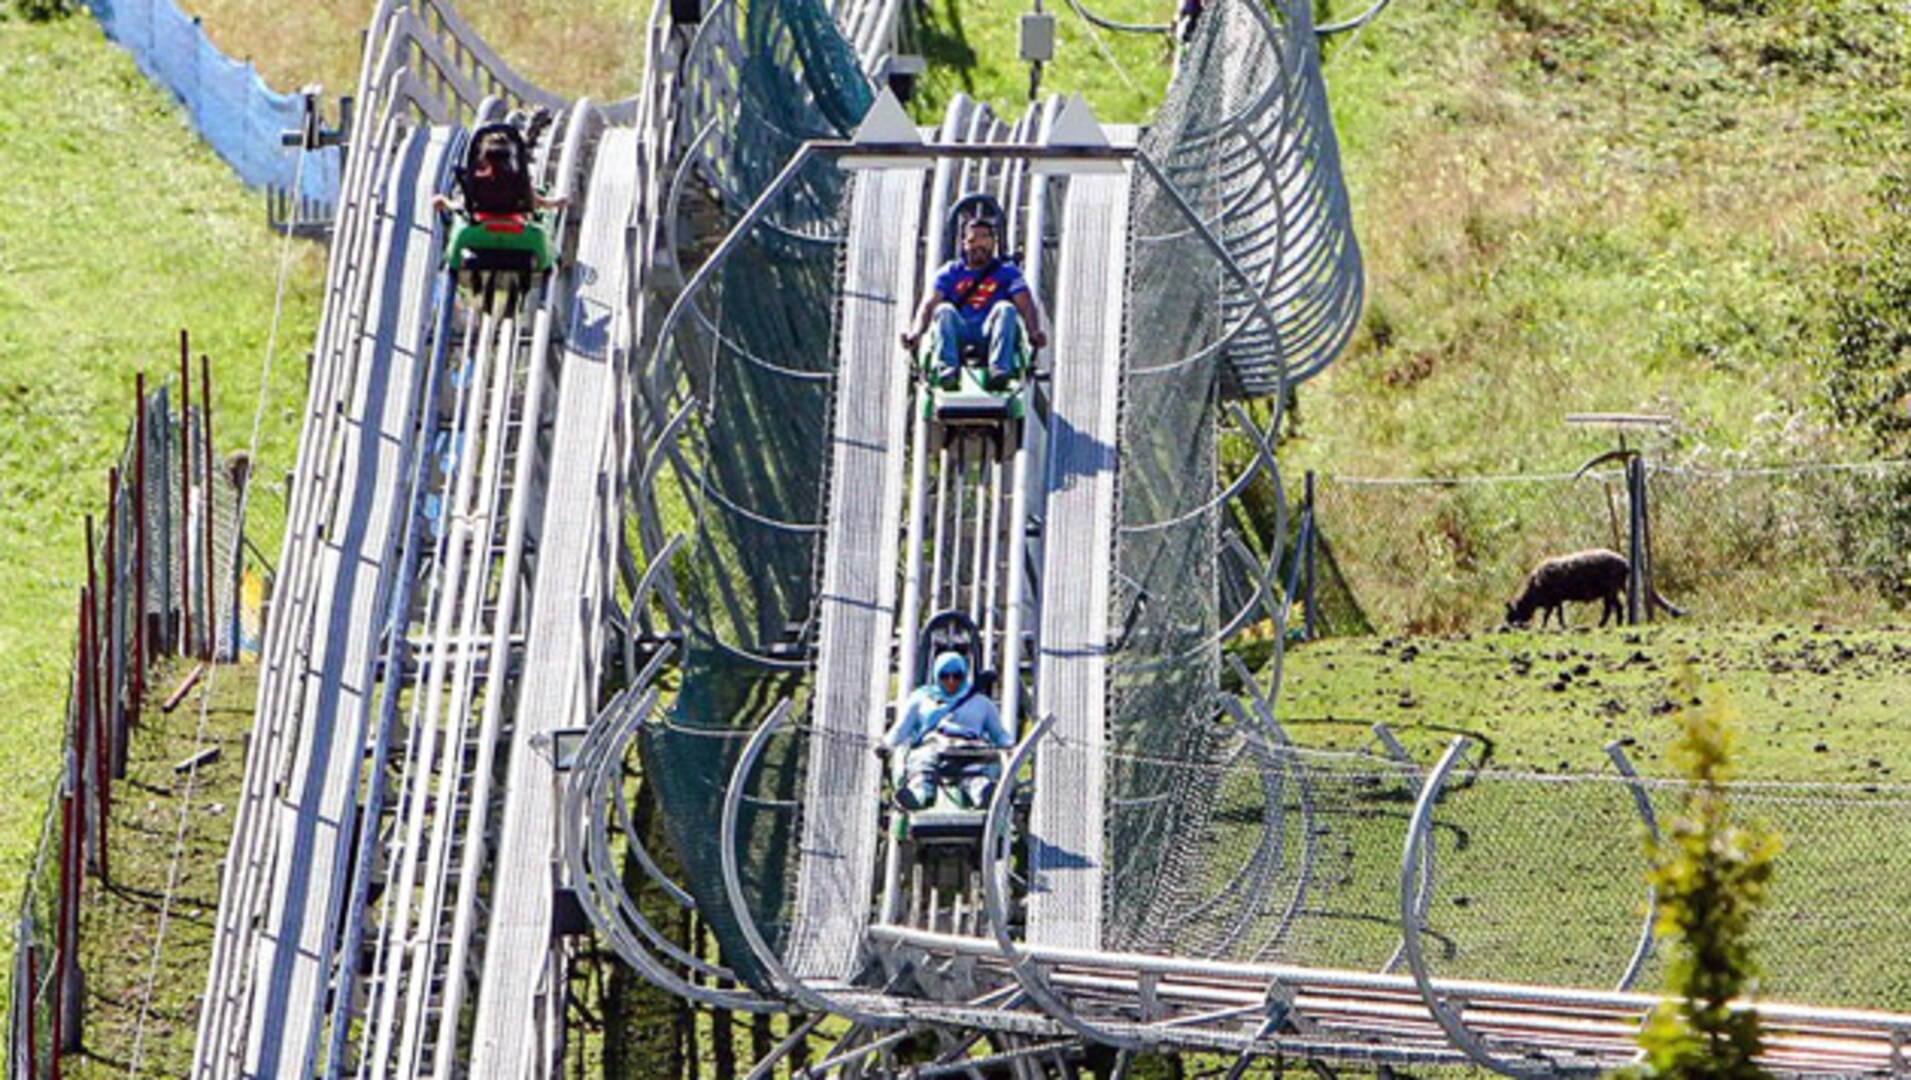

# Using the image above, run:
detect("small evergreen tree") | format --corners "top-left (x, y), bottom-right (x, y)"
top-left (1630, 675), bottom-right (1782, 1079)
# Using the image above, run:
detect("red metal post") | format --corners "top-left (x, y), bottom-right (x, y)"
top-left (105, 468), bottom-right (126, 781)
top-left (77, 584), bottom-right (102, 884)
top-left (201, 354), bottom-right (216, 661)
top-left (51, 791), bottom-right (74, 1067)
top-left (85, 521), bottom-right (109, 882)
top-left (133, 373), bottom-right (147, 707)
top-left (91, 621), bottom-right (110, 886)
top-left (178, 329), bottom-right (192, 659)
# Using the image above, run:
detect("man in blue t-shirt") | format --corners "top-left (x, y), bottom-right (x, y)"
top-left (900, 218), bottom-right (1048, 390)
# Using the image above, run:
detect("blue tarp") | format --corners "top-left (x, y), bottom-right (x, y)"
top-left (84, 0), bottom-right (342, 204)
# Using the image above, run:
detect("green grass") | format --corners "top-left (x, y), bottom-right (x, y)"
top-left (0, 10), bottom-right (321, 1014)
top-left (11, 0), bottom-right (1911, 1071)
top-left (176, 0), bottom-right (656, 104)
top-left (60, 661), bottom-right (255, 1079)
top-left (1275, 624), bottom-right (1911, 780)
top-left (905, 0), bottom-right (1175, 125)
top-left (1270, 623), bottom-right (1911, 1007)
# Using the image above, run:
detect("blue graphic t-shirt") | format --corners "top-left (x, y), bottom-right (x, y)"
top-left (933, 258), bottom-right (1029, 329)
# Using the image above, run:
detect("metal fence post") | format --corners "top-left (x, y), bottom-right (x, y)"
top-left (1626, 455), bottom-right (1644, 625)
top-left (1303, 470), bottom-right (1317, 642)
top-left (56, 786), bottom-right (80, 1058)
top-left (26, 943), bottom-right (41, 1076)
top-left (105, 470), bottom-right (119, 784)
top-left (1640, 456), bottom-right (1657, 623)
top-left (134, 375), bottom-right (148, 702)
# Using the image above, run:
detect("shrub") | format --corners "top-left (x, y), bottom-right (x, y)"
top-left (1630, 673), bottom-right (1782, 1079)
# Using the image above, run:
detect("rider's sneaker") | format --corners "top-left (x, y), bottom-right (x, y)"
top-left (984, 369), bottom-right (1013, 392)
top-left (896, 784), bottom-right (931, 811)
top-left (937, 369), bottom-right (961, 391)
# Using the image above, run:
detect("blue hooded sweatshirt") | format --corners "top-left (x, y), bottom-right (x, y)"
top-left (884, 651), bottom-right (1012, 750)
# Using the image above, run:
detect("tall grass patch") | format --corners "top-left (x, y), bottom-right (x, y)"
top-left (1291, 0), bottom-right (1909, 481)
top-left (171, 0), bottom-right (654, 102)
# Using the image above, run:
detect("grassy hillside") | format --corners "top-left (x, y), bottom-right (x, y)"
top-left (0, 8), bottom-right (322, 1006)
top-left (178, 0), bottom-right (654, 102)
top-left (1295, 0), bottom-right (1909, 478)
top-left (10, 0), bottom-right (1911, 1069)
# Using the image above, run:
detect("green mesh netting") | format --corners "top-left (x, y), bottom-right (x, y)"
top-left (640, 0), bottom-right (871, 991)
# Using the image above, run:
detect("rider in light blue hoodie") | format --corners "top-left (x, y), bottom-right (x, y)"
top-left (879, 651), bottom-right (1012, 810)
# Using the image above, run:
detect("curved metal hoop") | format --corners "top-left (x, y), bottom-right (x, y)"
top-left (565, 686), bottom-right (777, 1012)
top-left (1399, 739), bottom-right (1554, 1079)
top-left (720, 703), bottom-right (906, 1026)
top-left (981, 717), bottom-right (1142, 1050)
top-left (1604, 741), bottom-right (1662, 992)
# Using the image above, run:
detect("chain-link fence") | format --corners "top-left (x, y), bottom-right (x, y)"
top-left (1300, 460), bottom-right (1911, 636)
top-left (8, 346), bottom-right (244, 1080)
top-left (1111, 733), bottom-right (1911, 1011)
top-left (1416, 764), bottom-right (1911, 1010)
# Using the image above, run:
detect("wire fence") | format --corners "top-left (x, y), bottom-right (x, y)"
top-left (80, 0), bottom-right (341, 206)
top-left (8, 336), bottom-right (244, 1080)
top-left (1299, 460), bottom-right (1911, 636)
top-left (1111, 732), bottom-right (1911, 1011)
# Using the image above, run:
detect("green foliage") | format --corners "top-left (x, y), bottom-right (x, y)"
top-left (900, 0), bottom-right (1172, 124)
top-left (1815, 172), bottom-right (1911, 453)
top-left (1807, 173), bottom-right (1911, 599)
top-left (4, 0), bottom-right (71, 22)
top-left (1629, 673), bottom-right (1782, 1079)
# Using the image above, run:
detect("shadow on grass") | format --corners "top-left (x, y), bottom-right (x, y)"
top-left (912, 0), bottom-right (978, 98)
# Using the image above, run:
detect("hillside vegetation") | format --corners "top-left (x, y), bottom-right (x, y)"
top-left (1296, 0), bottom-right (1910, 479)
top-left (10, 0), bottom-right (1911, 1073)
top-left (179, 0), bottom-right (653, 102)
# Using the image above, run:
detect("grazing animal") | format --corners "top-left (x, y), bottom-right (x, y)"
top-left (1504, 549), bottom-right (1684, 629)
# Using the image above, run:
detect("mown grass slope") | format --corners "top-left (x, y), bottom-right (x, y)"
top-left (0, 9), bottom-right (321, 1008)
top-left (1276, 623), bottom-right (1911, 780)
top-left (61, 662), bottom-right (255, 1080)
top-left (13, 0), bottom-right (1911, 1069)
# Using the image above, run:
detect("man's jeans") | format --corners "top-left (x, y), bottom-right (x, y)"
top-left (932, 302), bottom-right (1023, 385)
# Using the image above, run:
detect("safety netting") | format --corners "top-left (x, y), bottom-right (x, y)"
top-left (636, 0), bottom-right (872, 992)
top-left (1103, 0), bottom-right (1361, 960)
top-left (1163, 0), bottom-right (1361, 399)
top-left (1411, 768), bottom-right (1911, 1008)
top-left (82, 0), bottom-right (342, 203)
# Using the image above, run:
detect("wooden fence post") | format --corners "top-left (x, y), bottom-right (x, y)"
top-left (179, 330), bottom-right (192, 659)
top-left (201, 354), bottom-right (216, 660)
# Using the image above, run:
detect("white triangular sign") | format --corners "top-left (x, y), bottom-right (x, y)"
top-left (853, 87), bottom-right (922, 147)
top-left (1045, 92), bottom-right (1110, 150)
